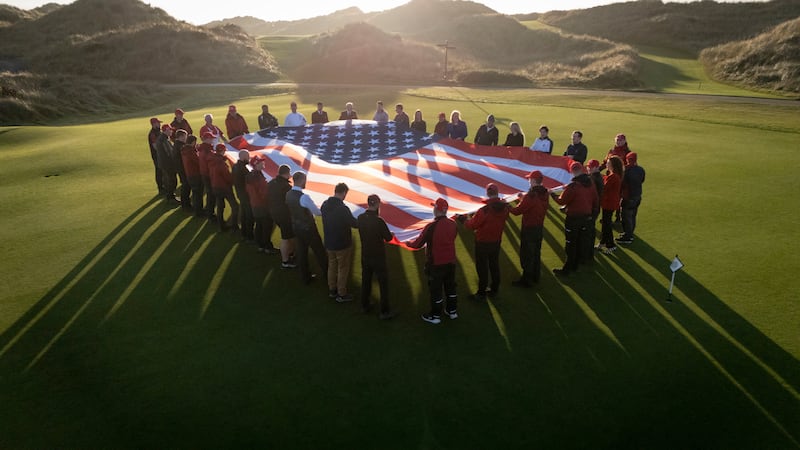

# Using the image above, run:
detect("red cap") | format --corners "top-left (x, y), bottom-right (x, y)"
top-left (626, 152), bottom-right (637, 164)
top-left (570, 160), bottom-right (584, 173)
top-left (586, 159), bottom-right (600, 169)
top-left (486, 183), bottom-right (498, 196)
top-left (525, 170), bottom-right (543, 179)
top-left (161, 124), bottom-right (174, 132)
top-left (215, 143), bottom-right (227, 153)
top-left (431, 197), bottom-right (448, 212)
top-left (175, 108), bottom-right (184, 115)
top-left (201, 131), bottom-right (214, 140)
top-left (150, 117), bottom-right (161, 125)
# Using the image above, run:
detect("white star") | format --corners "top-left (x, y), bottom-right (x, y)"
top-left (352, 139), bottom-right (363, 146)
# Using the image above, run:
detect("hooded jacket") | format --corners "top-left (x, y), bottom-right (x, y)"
top-left (553, 173), bottom-right (598, 217)
top-left (465, 197), bottom-right (510, 243)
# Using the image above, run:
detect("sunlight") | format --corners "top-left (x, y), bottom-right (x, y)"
top-left (168, 233), bottom-right (216, 300)
top-left (487, 299), bottom-right (512, 353)
top-left (199, 244), bottom-right (239, 320)
top-left (537, 294), bottom-right (569, 341)
top-left (0, 201), bottom-right (159, 361)
top-left (558, 283), bottom-right (630, 356)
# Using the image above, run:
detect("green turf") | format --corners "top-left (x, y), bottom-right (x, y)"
top-left (1, 86), bottom-right (799, 448)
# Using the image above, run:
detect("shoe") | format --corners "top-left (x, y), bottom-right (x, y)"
top-left (328, 289), bottom-right (338, 299)
top-left (552, 268), bottom-right (570, 277)
top-left (447, 311), bottom-right (458, 320)
top-left (487, 288), bottom-right (498, 299)
top-left (511, 279), bottom-right (531, 288)
top-left (469, 292), bottom-right (487, 302)
top-left (595, 243), bottom-right (606, 251)
top-left (602, 246), bottom-right (616, 254)
top-left (421, 313), bottom-right (441, 324)
top-left (379, 311), bottom-right (397, 320)
top-left (304, 274), bottom-right (317, 285)
top-left (336, 294), bottom-right (353, 303)
top-left (264, 248), bottom-right (279, 255)
top-left (257, 247), bottom-right (265, 253)
top-left (616, 236), bottom-right (634, 244)
top-left (281, 261), bottom-right (297, 269)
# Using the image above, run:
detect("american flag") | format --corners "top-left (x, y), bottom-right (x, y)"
top-left (227, 120), bottom-right (574, 242)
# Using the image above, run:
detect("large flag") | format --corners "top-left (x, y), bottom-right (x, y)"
top-left (227, 120), bottom-right (574, 243)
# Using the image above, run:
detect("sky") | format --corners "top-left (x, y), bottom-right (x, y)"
top-left (6, 0), bottom-right (766, 25)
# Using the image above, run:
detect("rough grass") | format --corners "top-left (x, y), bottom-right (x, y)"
top-left (0, 85), bottom-right (799, 447)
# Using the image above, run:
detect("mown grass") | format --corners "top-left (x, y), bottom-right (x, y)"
top-left (1, 86), bottom-right (799, 448)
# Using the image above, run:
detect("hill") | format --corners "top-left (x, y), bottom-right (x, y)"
top-left (206, 7), bottom-right (371, 36)
top-left (538, 0), bottom-right (800, 55)
top-left (700, 17), bottom-right (800, 94)
top-left (0, 0), bottom-right (279, 124)
top-left (0, 2), bottom-right (59, 26)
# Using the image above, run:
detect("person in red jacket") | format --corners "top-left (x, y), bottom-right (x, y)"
top-left (461, 183), bottom-right (510, 301)
top-left (551, 160), bottom-right (599, 276)
top-left (200, 114), bottom-right (227, 146)
top-left (208, 143), bottom-right (239, 232)
top-left (510, 170), bottom-right (549, 287)
top-left (407, 198), bottom-right (458, 324)
top-left (180, 134), bottom-right (204, 217)
top-left (598, 156), bottom-right (624, 254)
top-left (246, 156), bottom-right (277, 254)
top-left (197, 132), bottom-right (217, 221)
top-left (225, 105), bottom-right (249, 139)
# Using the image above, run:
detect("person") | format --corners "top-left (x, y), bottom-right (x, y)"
top-left (199, 114), bottom-right (227, 146)
top-left (406, 198), bottom-right (458, 324)
top-left (394, 103), bottom-right (410, 129)
top-left (311, 102), bottom-right (329, 124)
top-left (180, 134), bottom-right (204, 217)
top-left (530, 125), bottom-right (553, 154)
top-left (257, 104), bottom-right (279, 130)
top-left (339, 102), bottom-right (358, 120)
top-left (358, 194), bottom-right (395, 319)
top-left (474, 114), bottom-right (499, 146)
top-left (447, 110), bottom-right (467, 140)
top-left (410, 109), bottom-right (426, 133)
top-left (286, 171), bottom-right (328, 284)
top-left (564, 130), bottom-right (588, 164)
top-left (268, 164), bottom-right (296, 268)
top-left (601, 133), bottom-right (631, 170)
top-left (503, 122), bottom-right (525, 147)
top-left (586, 159), bottom-right (603, 254)
top-left (172, 129), bottom-right (192, 211)
top-left (147, 117), bottom-right (164, 195)
top-left (433, 112), bottom-right (448, 137)
top-left (284, 101), bottom-right (307, 126)
top-left (618, 152), bottom-right (645, 244)
top-left (197, 132), bottom-right (217, 221)
top-left (246, 156), bottom-right (278, 254)
top-left (225, 105), bottom-right (249, 139)
top-left (321, 183), bottom-right (358, 302)
top-left (232, 150), bottom-right (254, 241)
top-left (155, 124), bottom-right (179, 205)
top-left (170, 108), bottom-right (193, 136)
top-left (462, 183), bottom-right (510, 301)
top-left (373, 101), bottom-right (389, 122)
top-left (550, 160), bottom-right (599, 276)
top-left (598, 156), bottom-right (623, 254)
top-left (209, 143), bottom-right (240, 232)
top-left (510, 170), bottom-right (549, 287)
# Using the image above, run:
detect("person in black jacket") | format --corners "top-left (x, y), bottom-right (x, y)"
top-left (321, 183), bottom-right (358, 302)
top-left (474, 114), bottom-right (499, 146)
top-left (257, 104), bottom-right (279, 130)
top-left (286, 171), bottom-right (327, 284)
top-left (232, 150), bottom-right (254, 241)
top-left (358, 195), bottom-right (396, 319)
top-left (269, 164), bottom-right (295, 268)
top-left (155, 124), bottom-right (179, 205)
top-left (147, 117), bottom-right (164, 195)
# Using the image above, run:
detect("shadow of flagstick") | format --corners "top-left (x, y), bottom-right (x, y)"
top-left (0, 199), bottom-right (160, 362)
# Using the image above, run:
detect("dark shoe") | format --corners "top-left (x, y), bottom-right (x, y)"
top-left (379, 311), bottom-right (397, 320)
top-left (469, 292), bottom-right (487, 302)
top-left (421, 313), bottom-right (441, 324)
top-left (616, 236), bottom-right (634, 244)
top-left (303, 274), bottom-right (317, 285)
top-left (487, 288), bottom-right (498, 298)
top-left (336, 294), bottom-right (353, 303)
top-left (552, 268), bottom-right (570, 277)
top-left (281, 261), bottom-right (297, 269)
top-left (264, 247), bottom-right (279, 255)
top-left (328, 289), bottom-right (338, 299)
top-left (446, 310), bottom-right (458, 319)
top-left (511, 279), bottom-right (531, 288)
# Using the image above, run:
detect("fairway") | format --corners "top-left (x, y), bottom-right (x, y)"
top-left (1, 85), bottom-right (799, 448)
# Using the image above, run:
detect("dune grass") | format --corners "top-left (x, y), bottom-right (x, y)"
top-left (0, 86), bottom-right (799, 448)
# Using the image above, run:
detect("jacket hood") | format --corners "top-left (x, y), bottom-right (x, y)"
top-left (574, 173), bottom-right (593, 187)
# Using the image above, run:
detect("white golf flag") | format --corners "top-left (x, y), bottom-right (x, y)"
top-left (670, 256), bottom-right (684, 273)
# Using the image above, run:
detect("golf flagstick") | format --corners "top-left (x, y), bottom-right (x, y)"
top-left (667, 255), bottom-right (684, 302)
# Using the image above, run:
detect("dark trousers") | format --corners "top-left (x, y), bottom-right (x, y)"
top-left (202, 176), bottom-right (216, 216)
top-left (563, 216), bottom-right (588, 272)
top-left (427, 263), bottom-right (457, 316)
top-left (361, 257), bottom-right (390, 313)
top-left (600, 209), bottom-right (616, 248)
top-left (187, 175), bottom-right (204, 215)
top-left (295, 225), bottom-right (328, 283)
top-left (474, 241), bottom-right (501, 295)
top-left (519, 225), bottom-right (543, 283)
top-left (580, 216), bottom-right (596, 264)
top-left (177, 168), bottom-right (190, 206)
top-left (213, 188), bottom-right (239, 230)
top-left (621, 196), bottom-right (641, 238)
top-left (237, 190), bottom-right (254, 239)
top-left (150, 151), bottom-right (163, 194)
top-left (253, 210), bottom-right (276, 250)
top-left (161, 168), bottom-right (177, 199)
